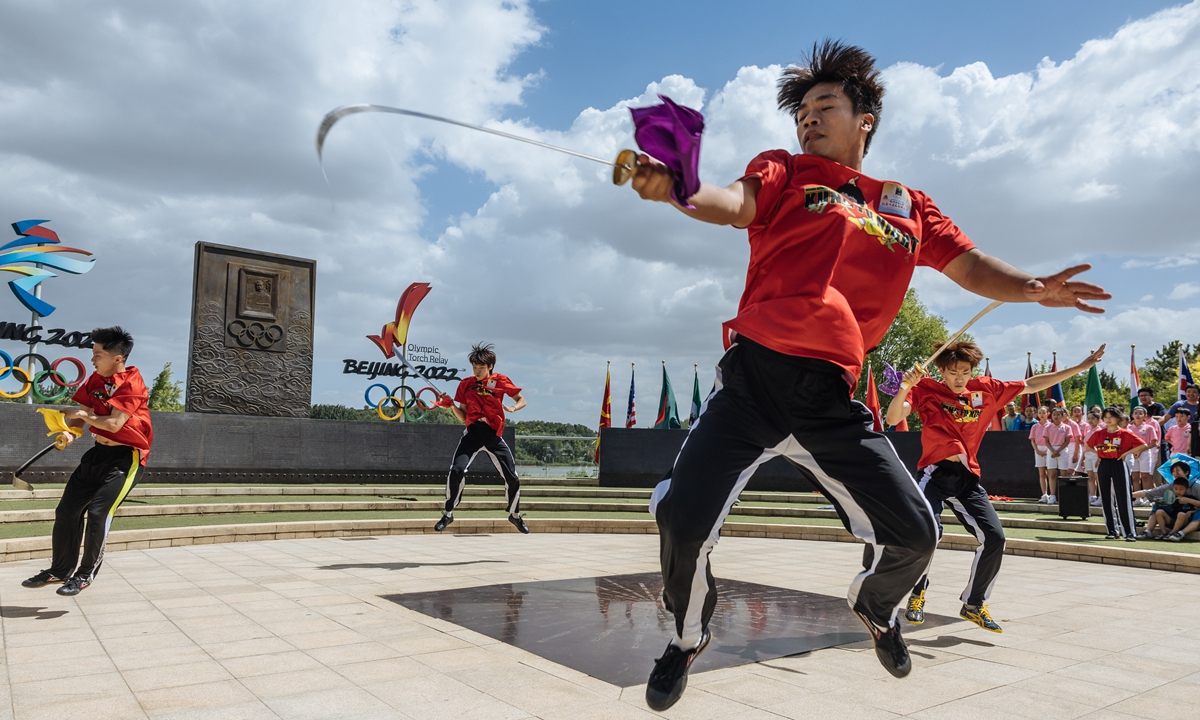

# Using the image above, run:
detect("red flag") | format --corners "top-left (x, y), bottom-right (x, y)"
top-left (594, 364), bottom-right (612, 463)
top-left (1022, 352), bottom-right (1041, 411)
top-left (865, 365), bottom-right (883, 432)
top-left (984, 357), bottom-right (1005, 431)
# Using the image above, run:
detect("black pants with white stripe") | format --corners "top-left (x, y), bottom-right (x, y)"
top-left (650, 339), bottom-right (938, 649)
top-left (912, 461), bottom-right (1005, 607)
top-left (444, 421), bottom-right (521, 515)
top-left (1097, 457), bottom-right (1135, 537)
top-left (51, 444), bottom-right (143, 581)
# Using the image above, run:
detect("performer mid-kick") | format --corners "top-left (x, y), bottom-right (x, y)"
top-left (630, 40), bottom-right (1109, 710)
top-left (435, 343), bottom-right (528, 534)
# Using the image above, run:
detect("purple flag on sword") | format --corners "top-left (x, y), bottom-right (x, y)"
top-left (629, 95), bottom-right (704, 208)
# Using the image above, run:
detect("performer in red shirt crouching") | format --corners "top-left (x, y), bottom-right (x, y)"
top-left (435, 343), bottom-right (528, 534)
top-left (887, 342), bottom-right (1104, 634)
top-left (22, 327), bottom-right (153, 596)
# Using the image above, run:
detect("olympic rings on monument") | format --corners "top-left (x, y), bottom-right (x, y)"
top-left (227, 320), bottom-right (283, 349)
top-left (364, 383), bottom-right (448, 422)
top-left (0, 352), bottom-right (87, 401)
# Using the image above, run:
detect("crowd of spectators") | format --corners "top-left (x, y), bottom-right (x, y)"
top-left (996, 385), bottom-right (1199, 539)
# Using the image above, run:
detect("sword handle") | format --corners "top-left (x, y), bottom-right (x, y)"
top-left (612, 149), bottom-right (637, 186)
top-left (54, 434), bottom-right (70, 451)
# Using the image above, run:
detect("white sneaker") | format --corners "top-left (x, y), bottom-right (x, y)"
top-left (1089, 496), bottom-right (1102, 507)
top-left (1037, 494), bottom-right (1049, 504)
top-left (1047, 495), bottom-right (1057, 504)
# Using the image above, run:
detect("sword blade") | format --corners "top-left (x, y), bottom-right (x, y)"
top-left (923, 300), bottom-right (1005, 369)
top-left (317, 104), bottom-right (620, 170)
top-left (14, 442), bottom-right (56, 480)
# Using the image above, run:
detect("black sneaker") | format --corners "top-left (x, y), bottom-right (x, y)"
top-left (1104, 534), bottom-right (1117, 540)
top-left (21, 570), bottom-right (64, 588)
top-left (508, 514), bottom-right (530, 534)
top-left (1124, 535), bottom-right (1137, 542)
top-left (645, 629), bottom-right (711, 711)
top-left (434, 514), bottom-right (454, 532)
top-left (56, 576), bottom-right (90, 596)
top-left (854, 610), bottom-right (911, 678)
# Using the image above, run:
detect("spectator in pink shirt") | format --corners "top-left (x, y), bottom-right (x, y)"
top-left (1128, 407), bottom-right (1161, 504)
top-left (1080, 409), bottom-right (1104, 505)
top-left (1044, 407), bottom-right (1073, 504)
top-left (1066, 405), bottom-right (1084, 468)
top-left (1030, 406), bottom-right (1052, 503)
top-left (1165, 408), bottom-right (1192, 457)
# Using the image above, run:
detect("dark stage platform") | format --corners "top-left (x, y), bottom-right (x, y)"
top-left (385, 572), bottom-right (958, 686)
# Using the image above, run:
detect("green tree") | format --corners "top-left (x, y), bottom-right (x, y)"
top-left (148, 362), bottom-right (185, 412)
top-left (858, 288), bottom-right (960, 430)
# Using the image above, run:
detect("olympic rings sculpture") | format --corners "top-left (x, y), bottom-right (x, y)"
top-left (227, 320), bottom-right (283, 349)
top-left (0, 350), bottom-right (87, 402)
top-left (364, 383), bottom-right (452, 422)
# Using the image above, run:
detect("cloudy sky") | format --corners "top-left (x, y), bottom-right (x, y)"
top-left (1, 0), bottom-right (1198, 425)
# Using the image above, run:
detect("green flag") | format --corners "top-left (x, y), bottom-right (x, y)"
top-left (654, 363), bottom-right (681, 429)
top-left (1084, 364), bottom-right (1105, 411)
top-left (689, 365), bottom-right (702, 424)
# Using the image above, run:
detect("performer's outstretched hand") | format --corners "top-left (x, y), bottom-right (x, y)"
top-left (631, 154), bottom-right (676, 203)
top-left (1078, 344), bottom-right (1107, 368)
top-left (1023, 264), bottom-right (1111, 314)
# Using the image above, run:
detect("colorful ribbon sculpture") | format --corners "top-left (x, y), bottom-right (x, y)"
top-left (1, 220), bottom-right (95, 317)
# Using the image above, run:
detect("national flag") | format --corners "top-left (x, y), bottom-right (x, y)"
top-left (625, 363), bottom-right (636, 428)
top-left (689, 364), bottom-right (702, 424)
top-left (1130, 345), bottom-right (1141, 411)
top-left (653, 362), bottom-right (681, 429)
top-left (864, 365), bottom-right (883, 432)
top-left (984, 357), bottom-right (1004, 431)
top-left (594, 363), bottom-right (611, 463)
top-left (1022, 353), bottom-right (1041, 411)
top-left (1179, 345), bottom-right (1196, 401)
top-left (1047, 352), bottom-right (1065, 407)
top-left (1084, 363), bottom-right (1105, 411)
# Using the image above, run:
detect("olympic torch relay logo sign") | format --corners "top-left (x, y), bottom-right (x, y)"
top-left (367, 282), bottom-right (431, 358)
top-left (0, 220), bottom-right (95, 317)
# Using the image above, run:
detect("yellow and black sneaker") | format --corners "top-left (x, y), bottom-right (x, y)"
top-left (960, 604), bottom-right (1002, 633)
top-left (905, 591), bottom-right (926, 625)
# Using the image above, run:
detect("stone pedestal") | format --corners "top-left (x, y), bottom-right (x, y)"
top-left (186, 242), bottom-right (316, 417)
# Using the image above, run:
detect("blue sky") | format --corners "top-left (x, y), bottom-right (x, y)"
top-left (1, 0), bottom-right (1198, 425)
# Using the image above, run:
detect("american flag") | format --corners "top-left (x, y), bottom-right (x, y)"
top-left (625, 364), bottom-right (636, 428)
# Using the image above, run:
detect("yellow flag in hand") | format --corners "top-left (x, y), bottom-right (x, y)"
top-left (36, 408), bottom-right (83, 438)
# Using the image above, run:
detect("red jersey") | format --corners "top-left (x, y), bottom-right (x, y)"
top-left (71, 367), bottom-right (153, 464)
top-left (1087, 428), bottom-right (1147, 459)
top-left (730, 152), bottom-right (975, 385)
top-left (907, 376), bottom-right (1025, 475)
top-left (453, 373), bottom-right (521, 436)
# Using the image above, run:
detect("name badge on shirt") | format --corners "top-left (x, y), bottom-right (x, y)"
top-left (971, 392), bottom-right (984, 408)
top-left (879, 182), bottom-right (912, 218)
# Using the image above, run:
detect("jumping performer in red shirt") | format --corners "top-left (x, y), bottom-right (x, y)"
top-left (630, 40), bottom-right (1109, 710)
top-left (887, 342), bottom-right (1104, 633)
top-left (22, 327), bottom-right (153, 596)
top-left (1087, 408), bottom-right (1149, 540)
top-left (435, 343), bottom-right (528, 534)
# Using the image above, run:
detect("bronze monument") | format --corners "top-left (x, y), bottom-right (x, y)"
top-left (186, 242), bottom-right (316, 417)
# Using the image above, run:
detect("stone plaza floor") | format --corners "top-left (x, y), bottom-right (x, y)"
top-left (0, 533), bottom-right (1195, 719)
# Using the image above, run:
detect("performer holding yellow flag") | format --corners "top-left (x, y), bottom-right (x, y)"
top-left (22, 327), bottom-right (153, 597)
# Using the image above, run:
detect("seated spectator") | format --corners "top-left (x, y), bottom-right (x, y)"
top-left (1137, 387), bottom-right (1168, 424)
top-left (1165, 408), bottom-right (1192, 457)
top-left (1139, 462), bottom-right (1200, 540)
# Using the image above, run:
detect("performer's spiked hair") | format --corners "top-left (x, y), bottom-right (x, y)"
top-left (777, 39), bottom-right (885, 154)
top-left (930, 341), bottom-right (984, 371)
top-left (91, 326), bottom-right (134, 360)
top-left (468, 342), bottom-right (497, 368)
